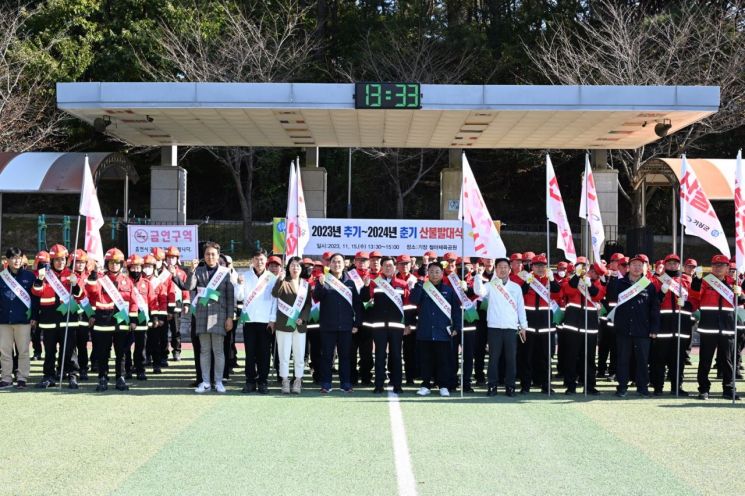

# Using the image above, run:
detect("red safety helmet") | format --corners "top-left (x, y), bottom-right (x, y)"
top-left (151, 247), bottom-right (166, 261)
top-left (143, 254), bottom-right (157, 266)
top-left (35, 251), bottom-right (50, 266)
top-left (105, 248), bottom-right (125, 263)
top-left (126, 254), bottom-right (144, 267)
top-left (48, 244), bottom-right (69, 260)
top-left (72, 249), bottom-right (88, 263)
top-left (165, 246), bottom-right (180, 258)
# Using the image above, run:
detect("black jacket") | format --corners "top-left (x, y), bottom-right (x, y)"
top-left (313, 272), bottom-right (363, 331)
top-left (606, 275), bottom-right (660, 337)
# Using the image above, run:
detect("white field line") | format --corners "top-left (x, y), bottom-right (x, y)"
top-left (387, 390), bottom-right (418, 496)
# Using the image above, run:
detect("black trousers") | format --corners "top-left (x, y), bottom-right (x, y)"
top-left (167, 312), bottom-right (182, 354)
top-left (561, 332), bottom-right (597, 390)
top-left (31, 324), bottom-right (43, 357)
top-left (243, 322), bottom-right (272, 385)
top-left (418, 339), bottom-right (451, 390)
top-left (75, 323), bottom-right (90, 372)
top-left (473, 315), bottom-right (488, 382)
top-left (616, 334), bottom-right (650, 393)
top-left (42, 324), bottom-right (79, 379)
top-left (518, 331), bottom-right (550, 390)
top-left (372, 327), bottom-right (403, 388)
top-left (697, 332), bottom-right (735, 394)
top-left (597, 320), bottom-right (616, 376)
top-left (487, 328), bottom-right (518, 389)
top-left (649, 337), bottom-right (685, 392)
top-left (95, 331), bottom-right (128, 379)
top-left (133, 331), bottom-right (147, 374)
top-left (147, 326), bottom-right (163, 370)
top-left (320, 330), bottom-right (352, 390)
top-left (350, 327), bottom-right (373, 384)
top-left (402, 332), bottom-right (419, 383)
top-left (307, 328), bottom-right (322, 382)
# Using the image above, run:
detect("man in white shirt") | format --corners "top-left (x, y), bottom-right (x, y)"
top-left (473, 257), bottom-right (528, 397)
top-left (238, 249), bottom-right (278, 394)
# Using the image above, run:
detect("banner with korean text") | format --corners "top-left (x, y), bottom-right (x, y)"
top-left (273, 218), bottom-right (487, 256)
top-left (127, 225), bottom-right (199, 258)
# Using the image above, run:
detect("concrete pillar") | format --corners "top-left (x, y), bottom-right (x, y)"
top-left (440, 149), bottom-right (463, 220)
top-left (301, 147), bottom-right (326, 218)
top-left (150, 146), bottom-right (187, 224)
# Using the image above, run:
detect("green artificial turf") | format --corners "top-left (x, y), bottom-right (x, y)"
top-left (2, 351), bottom-right (743, 496)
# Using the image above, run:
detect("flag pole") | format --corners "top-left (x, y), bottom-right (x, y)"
top-left (583, 154), bottom-right (589, 397)
top-left (460, 155), bottom-right (466, 399)
top-left (733, 268), bottom-right (739, 406)
top-left (675, 222), bottom-right (685, 398)
top-left (59, 156), bottom-right (87, 389)
top-left (545, 154), bottom-right (552, 398)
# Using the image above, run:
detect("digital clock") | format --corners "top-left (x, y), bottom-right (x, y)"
top-left (354, 82), bottom-right (421, 109)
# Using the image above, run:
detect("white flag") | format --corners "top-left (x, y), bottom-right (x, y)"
top-left (680, 154), bottom-right (730, 258)
top-left (579, 154), bottom-right (605, 263)
top-left (546, 154), bottom-right (577, 263)
top-left (735, 150), bottom-right (745, 273)
top-left (458, 153), bottom-right (506, 258)
top-left (285, 160), bottom-right (310, 257)
top-left (79, 155), bottom-right (104, 265)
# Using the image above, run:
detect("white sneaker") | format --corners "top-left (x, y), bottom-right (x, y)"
top-left (215, 382), bottom-right (226, 393)
top-left (439, 387), bottom-right (450, 397)
top-left (416, 387), bottom-right (431, 396)
top-left (195, 382), bottom-right (211, 393)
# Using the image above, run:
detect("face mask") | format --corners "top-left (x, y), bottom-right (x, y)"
top-left (143, 267), bottom-right (154, 276)
top-left (131, 271), bottom-right (142, 281)
top-left (558, 270), bottom-right (566, 278)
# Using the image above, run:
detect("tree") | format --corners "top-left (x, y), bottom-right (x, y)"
top-left (0, 3), bottom-right (66, 151)
top-left (529, 0), bottom-right (745, 227)
top-left (139, 0), bottom-right (319, 245)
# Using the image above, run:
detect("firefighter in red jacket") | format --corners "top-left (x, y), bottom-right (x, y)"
top-left (70, 249), bottom-right (93, 380)
top-left (518, 254), bottom-right (561, 394)
top-left (127, 254), bottom-right (156, 381)
top-left (163, 246), bottom-right (189, 363)
top-left (693, 254), bottom-right (743, 400)
top-left (31, 244), bottom-right (83, 389)
top-left (650, 253), bottom-right (693, 396)
top-left (559, 258), bottom-right (605, 395)
top-left (142, 254), bottom-right (168, 374)
top-left (86, 248), bottom-right (137, 392)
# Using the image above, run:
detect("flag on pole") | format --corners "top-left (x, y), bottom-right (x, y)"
top-left (579, 154), bottom-right (605, 263)
top-left (284, 160), bottom-right (310, 258)
top-left (546, 154), bottom-right (577, 263)
top-left (79, 155), bottom-right (104, 265)
top-left (735, 150), bottom-right (745, 273)
top-left (458, 153), bottom-right (506, 259)
top-left (680, 154), bottom-right (731, 258)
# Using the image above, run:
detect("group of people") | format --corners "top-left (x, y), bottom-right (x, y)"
top-left (0, 242), bottom-right (742, 400)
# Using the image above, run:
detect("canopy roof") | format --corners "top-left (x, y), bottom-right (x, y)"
top-left (0, 152), bottom-right (137, 194)
top-left (56, 82), bottom-right (719, 149)
top-left (642, 158), bottom-right (735, 200)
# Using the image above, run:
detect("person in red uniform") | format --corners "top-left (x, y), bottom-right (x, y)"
top-left (30, 251), bottom-right (49, 361)
top-left (682, 258), bottom-right (700, 366)
top-left (86, 248), bottom-right (137, 392)
top-left (396, 254), bottom-right (419, 385)
top-left (142, 254), bottom-right (168, 374)
top-left (351, 251), bottom-right (374, 386)
top-left (126, 254), bottom-right (156, 381)
top-left (597, 252), bottom-right (625, 379)
top-left (559, 257), bottom-right (605, 394)
top-left (69, 249), bottom-right (93, 380)
top-left (163, 246), bottom-right (189, 363)
top-left (31, 244), bottom-right (84, 389)
top-left (509, 253), bottom-right (524, 285)
top-left (649, 253), bottom-right (693, 396)
top-left (518, 254), bottom-right (561, 394)
top-left (693, 254), bottom-right (743, 400)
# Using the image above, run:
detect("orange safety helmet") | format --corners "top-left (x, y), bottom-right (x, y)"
top-left (143, 254), bottom-right (157, 266)
top-left (165, 246), bottom-right (180, 258)
top-left (126, 254), bottom-right (144, 267)
top-left (48, 244), bottom-right (69, 259)
top-left (105, 248), bottom-right (125, 263)
top-left (151, 247), bottom-right (166, 261)
top-left (72, 249), bottom-right (88, 263)
top-left (35, 251), bottom-right (50, 266)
